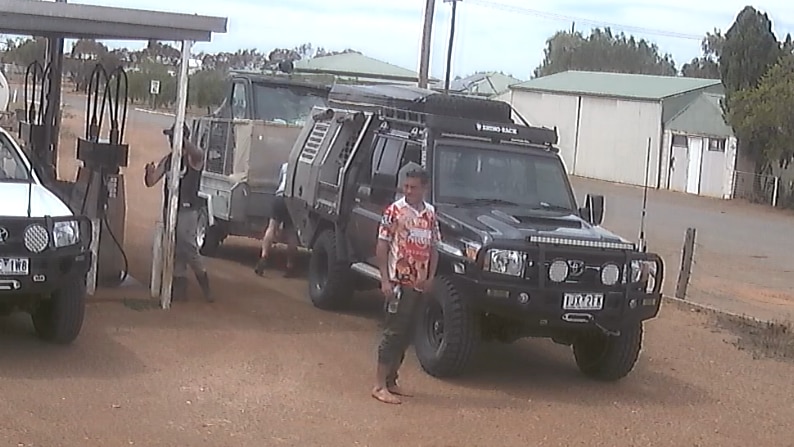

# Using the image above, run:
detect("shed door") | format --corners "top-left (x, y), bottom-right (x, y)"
top-left (669, 135), bottom-right (688, 192)
top-left (686, 137), bottom-right (704, 194)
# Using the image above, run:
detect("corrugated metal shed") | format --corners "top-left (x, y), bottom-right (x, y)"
top-left (665, 93), bottom-right (733, 138)
top-left (430, 72), bottom-right (522, 96)
top-left (511, 70), bottom-right (722, 101)
top-left (293, 53), bottom-right (423, 83)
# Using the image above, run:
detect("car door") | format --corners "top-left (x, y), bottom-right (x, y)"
top-left (349, 136), bottom-right (405, 263)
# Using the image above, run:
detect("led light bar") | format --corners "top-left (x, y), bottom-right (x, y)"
top-left (529, 235), bottom-right (635, 251)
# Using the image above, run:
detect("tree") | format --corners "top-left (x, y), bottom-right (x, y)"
top-left (726, 54), bottom-right (794, 171)
top-left (720, 6), bottom-right (783, 174)
top-left (534, 27), bottom-right (676, 78)
top-left (681, 29), bottom-right (724, 79)
top-left (719, 7), bottom-right (781, 93)
top-left (3, 37), bottom-right (46, 68)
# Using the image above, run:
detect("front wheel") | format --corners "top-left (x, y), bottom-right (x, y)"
top-left (572, 323), bottom-right (643, 381)
top-left (414, 275), bottom-right (479, 378)
top-left (31, 277), bottom-right (87, 345)
top-left (307, 230), bottom-right (351, 310)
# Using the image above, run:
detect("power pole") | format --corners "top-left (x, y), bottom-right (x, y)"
top-left (418, 0), bottom-right (436, 88)
top-left (443, 0), bottom-right (461, 93)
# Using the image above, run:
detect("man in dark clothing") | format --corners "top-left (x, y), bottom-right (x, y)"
top-left (144, 123), bottom-right (213, 302)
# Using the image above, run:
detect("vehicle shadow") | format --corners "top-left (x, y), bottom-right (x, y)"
top-left (0, 305), bottom-right (148, 380)
top-left (434, 341), bottom-right (715, 408)
top-left (337, 290), bottom-right (713, 409)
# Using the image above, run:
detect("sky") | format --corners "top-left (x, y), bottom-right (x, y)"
top-left (40, 0), bottom-right (794, 80)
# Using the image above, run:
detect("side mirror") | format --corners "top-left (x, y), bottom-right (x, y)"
top-left (371, 172), bottom-right (396, 204)
top-left (579, 194), bottom-right (605, 226)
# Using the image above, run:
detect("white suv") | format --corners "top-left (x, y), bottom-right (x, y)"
top-left (0, 127), bottom-right (91, 344)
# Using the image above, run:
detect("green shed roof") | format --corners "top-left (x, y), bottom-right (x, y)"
top-left (293, 53), bottom-right (423, 82)
top-left (665, 92), bottom-right (733, 138)
top-left (511, 70), bottom-right (722, 101)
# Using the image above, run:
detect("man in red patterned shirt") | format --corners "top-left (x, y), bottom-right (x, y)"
top-left (372, 168), bottom-right (440, 404)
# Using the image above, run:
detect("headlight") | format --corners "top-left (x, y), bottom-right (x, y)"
top-left (53, 220), bottom-right (80, 248)
top-left (24, 224), bottom-right (49, 253)
top-left (485, 249), bottom-right (526, 276)
top-left (628, 260), bottom-right (654, 283)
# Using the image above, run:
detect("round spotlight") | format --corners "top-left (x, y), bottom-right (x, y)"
top-left (548, 259), bottom-right (569, 282)
top-left (601, 263), bottom-right (621, 285)
top-left (24, 224), bottom-right (49, 253)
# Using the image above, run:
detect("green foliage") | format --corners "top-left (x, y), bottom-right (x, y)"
top-left (719, 6), bottom-right (781, 93)
top-left (2, 37), bottom-right (46, 67)
top-left (681, 30), bottom-right (724, 79)
top-left (720, 6), bottom-right (785, 173)
top-left (534, 27), bottom-right (677, 78)
top-left (726, 54), bottom-right (794, 169)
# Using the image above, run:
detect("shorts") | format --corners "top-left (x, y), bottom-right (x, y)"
top-left (270, 195), bottom-right (293, 229)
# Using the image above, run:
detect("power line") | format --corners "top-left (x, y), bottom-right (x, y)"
top-left (467, 0), bottom-right (705, 41)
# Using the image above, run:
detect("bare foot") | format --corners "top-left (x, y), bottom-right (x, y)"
top-left (371, 387), bottom-right (401, 404)
top-left (387, 384), bottom-right (412, 397)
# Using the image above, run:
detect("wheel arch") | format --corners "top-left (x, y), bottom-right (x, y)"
top-left (197, 191), bottom-right (215, 226)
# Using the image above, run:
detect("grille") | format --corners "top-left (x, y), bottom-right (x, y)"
top-left (525, 251), bottom-right (625, 288)
top-left (0, 221), bottom-right (32, 253)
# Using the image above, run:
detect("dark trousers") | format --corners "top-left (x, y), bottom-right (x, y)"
top-left (377, 286), bottom-right (423, 385)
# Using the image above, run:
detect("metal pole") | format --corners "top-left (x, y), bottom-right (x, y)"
top-left (417, 0), bottom-right (436, 88)
top-left (443, 0), bottom-right (459, 93)
top-left (160, 39), bottom-right (193, 310)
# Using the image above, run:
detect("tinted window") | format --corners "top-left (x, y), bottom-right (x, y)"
top-left (435, 145), bottom-right (574, 210)
top-left (0, 133), bottom-right (31, 182)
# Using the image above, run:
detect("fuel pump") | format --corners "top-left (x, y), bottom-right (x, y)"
top-left (69, 64), bottom-right (130, 287)
top-left (17, 60), bottom-right (54, 181)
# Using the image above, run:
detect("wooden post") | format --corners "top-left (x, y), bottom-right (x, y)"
top-left (675, 227), bottom-right (696, 299)
top-left (159, 39), bottom-right (193, 310)
top-left (417, 0), bottom-right (436, 88)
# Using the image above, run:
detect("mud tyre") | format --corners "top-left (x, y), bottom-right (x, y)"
top-left (31, 278), bottom-right (87, 345)
top-left (573, 323), bottom-right (643, 381)
top-left (414, 275), bottom-right (479, 378)
top-left (307, 230), bottom-right (351, 310)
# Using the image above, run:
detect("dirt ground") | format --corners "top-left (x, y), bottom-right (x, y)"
top-left (2, 96), bottom-right (794, 446)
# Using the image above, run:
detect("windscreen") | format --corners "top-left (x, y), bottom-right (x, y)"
top-left (0, 133), bottom-right (31, 182)
top-left (252, 83), bottom-right (328, 126)
top-left (434, 145), bottom-right (574, 211)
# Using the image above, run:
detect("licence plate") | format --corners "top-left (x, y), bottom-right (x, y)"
top-left (563, 292), bottom-right (604, 310)
top-left (0, 257), bottom-right (30, 275)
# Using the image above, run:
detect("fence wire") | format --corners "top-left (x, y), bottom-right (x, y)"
top-left (731, 170), bottom-right (779, 206)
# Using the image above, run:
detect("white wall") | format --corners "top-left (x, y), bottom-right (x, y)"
top-left (574, 96), bottom-right (662, 186)
top-left (506, 90), bottom-right (580, 172)
top-left (506, 90), bottom-right (663, 187)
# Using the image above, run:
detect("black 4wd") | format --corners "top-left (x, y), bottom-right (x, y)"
top-left (283, 85), bottom-right (664, 381)
top-left (0, 127), bottom-right (92, 344)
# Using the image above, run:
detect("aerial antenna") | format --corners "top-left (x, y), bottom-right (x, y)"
top-left (638, 137), bottom-right (651, 252)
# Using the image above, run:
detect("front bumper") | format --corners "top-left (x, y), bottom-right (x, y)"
top-left (0, 250), bottom-right (92, 297)
top-left (0, 215), bottom-right (92, 299)
top-left (455, 252), bottom-right (664, 332)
